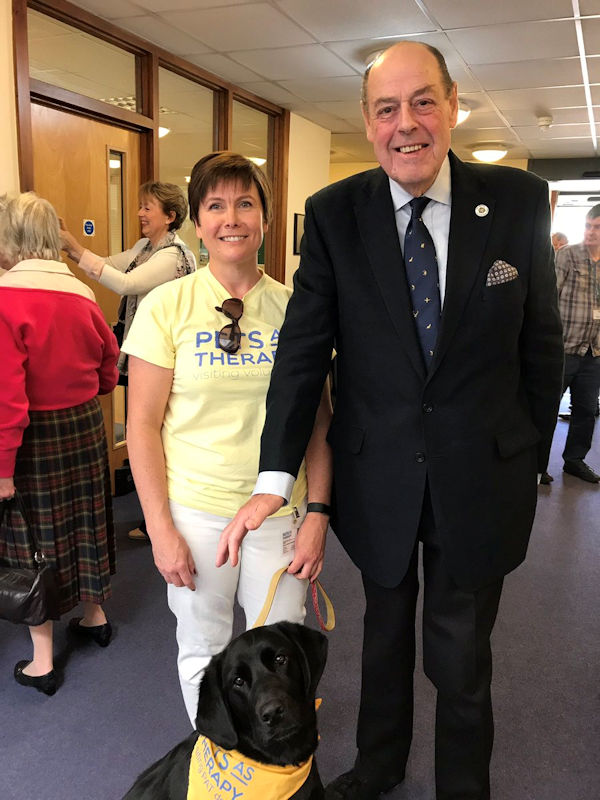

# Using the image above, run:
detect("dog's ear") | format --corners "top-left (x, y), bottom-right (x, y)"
top-left (195, 651), bottom-right (238, 750)
top-left (275, 622), bottom-right (328, 696)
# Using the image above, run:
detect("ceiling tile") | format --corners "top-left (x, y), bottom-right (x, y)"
top-left (424, 0), bottom-right (573, 28)
top-left (313, 100), bottom-right (363, 124)
top-left (167, 3), bottom-right (313, 51)
top-left (580, 18), bottom-right (600, 54)
top-left (292, 105), bottom-right (360, 133)
top-left (230, 44), bottom-right (357, 80)
top-left (489, 85), bottom-right (588, 112)
top-left (451, 127), bottom-right (521, 147)
top-left (458, 111), bottom-right (510, 129)
top-left (184, 54), bottom-right (263, 84)
top-left (276, 0), bottom-right (436, 42)
top-left (502, 106), bottom-right (594, 126)
top-left (72, 0), bottom-right (144, 19)
top-left (278, 75), bottom-right (362, 103)
top-left (133, 0), bottom-right (256, 10)
top-left (447, 20), bottom-right (579, 64)
top-left (119, 16), bottom-right (212, 55)
top-left (237, 81), bottom-right (303, 105)
top-left (514, 123), bottom-right (594, 141)
top-left (470, 58), bottom-right (587, 91)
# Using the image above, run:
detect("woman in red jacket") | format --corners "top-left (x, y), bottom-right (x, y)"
top-left (0, 192), bottom-right (120, 696)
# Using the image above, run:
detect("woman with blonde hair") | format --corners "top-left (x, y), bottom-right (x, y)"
top-left (60, 181), bottom-right (196, 378)
top-left (0, 192), bottom-right (119, 695)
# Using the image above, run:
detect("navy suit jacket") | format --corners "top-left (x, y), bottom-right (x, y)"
top-left (260, 152), bottom-right (564, 590)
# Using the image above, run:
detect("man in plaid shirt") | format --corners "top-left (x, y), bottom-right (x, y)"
top-left (554, 204), bottom-right (600, 482)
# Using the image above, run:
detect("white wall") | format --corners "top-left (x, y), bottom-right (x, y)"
top-left (285, 113), bottom-right (331, 286)
top-left (1, 0), bottom-right (20, 195)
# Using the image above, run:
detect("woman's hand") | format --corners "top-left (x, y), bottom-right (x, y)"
top-left (287, 511), bottom-right (328, 583)
top-left (150, 525), bottom-right (197, 590)
top-left (215, 494), bottom-right (285, 568)
top-left (58, 218), bottom-right (84, 263)
top-left (0, 476), bottom-right (15, 501)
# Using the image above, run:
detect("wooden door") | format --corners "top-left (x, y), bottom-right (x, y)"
top-left (31, 103), bottom-right (141, 490)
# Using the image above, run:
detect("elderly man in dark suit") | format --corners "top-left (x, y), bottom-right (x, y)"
top-left (217, 42), bottom-right (564, 800)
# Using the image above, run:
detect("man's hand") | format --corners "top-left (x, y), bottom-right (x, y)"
top-left (216, 494), bottom-right (285, 568)
top-left (0, 476), bottom-right (15, 501)
top-left (287, 512), bottom-right (328, 583)
top-left (150, 526), bottom-right (197, 590)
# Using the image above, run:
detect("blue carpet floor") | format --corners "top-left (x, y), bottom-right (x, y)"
top-left (1, 412), bottom-right (598, 799)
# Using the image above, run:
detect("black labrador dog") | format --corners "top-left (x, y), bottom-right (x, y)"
top-left (123, 622), bottom-right (328, 800)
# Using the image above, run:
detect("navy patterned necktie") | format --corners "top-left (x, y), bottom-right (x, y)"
top-left (404, 196), bottom-right (441, 366)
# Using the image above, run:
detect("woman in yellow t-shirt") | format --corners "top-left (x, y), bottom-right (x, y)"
top-left (122, 153), bottom-right (332, 725)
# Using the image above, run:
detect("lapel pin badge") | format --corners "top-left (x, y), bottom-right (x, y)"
top-left (475, 204), bottom-right (489, 217)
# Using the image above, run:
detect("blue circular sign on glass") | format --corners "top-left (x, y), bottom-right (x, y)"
top-left (83, 219), bottom-right (95, 236)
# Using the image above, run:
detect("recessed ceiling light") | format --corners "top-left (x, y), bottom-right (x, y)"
top-left (456, 100), bottom-right (471, 126)
top-left (471, 144), bottom-right (508, 163)
top-left (158, 127), bottom-right (170, 138)
top-left (248, 157), bottom-right (266, 166)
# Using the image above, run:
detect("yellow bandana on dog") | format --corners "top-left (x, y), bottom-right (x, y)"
top-left (187, 735), bottom-right (313, 800)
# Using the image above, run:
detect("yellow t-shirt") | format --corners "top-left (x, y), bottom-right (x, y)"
top-left (122, 266), bottom-right (307, 517)
top-left (187, 735), bottom-right (313, 800)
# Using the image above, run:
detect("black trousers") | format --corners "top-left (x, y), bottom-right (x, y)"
top-left (562, 349), bottom-right (600, 461)
top-left (354, 489), bottom-right (503, 800)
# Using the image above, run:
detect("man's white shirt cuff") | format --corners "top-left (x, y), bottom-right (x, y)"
top-left (253, 471), bottom-right (295, 503)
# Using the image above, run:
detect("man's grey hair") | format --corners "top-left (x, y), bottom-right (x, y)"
top-left (587, 204), bottom-right (600, 219)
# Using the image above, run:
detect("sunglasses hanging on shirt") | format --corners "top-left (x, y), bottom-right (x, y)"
top-left (215, 298), bottom-right (244, 353)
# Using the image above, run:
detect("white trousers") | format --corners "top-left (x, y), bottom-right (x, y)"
top-left (167, 500), bottom-right (308, 726)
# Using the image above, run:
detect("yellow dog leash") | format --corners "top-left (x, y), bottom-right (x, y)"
top-left (252, 566), bottom-right (335, 631)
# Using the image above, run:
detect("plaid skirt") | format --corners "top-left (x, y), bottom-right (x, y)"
top-left (0, 397), bottom-right (115, 616)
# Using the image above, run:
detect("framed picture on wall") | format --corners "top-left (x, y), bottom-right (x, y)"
top-left (293, 213), bottom-right (305, 255)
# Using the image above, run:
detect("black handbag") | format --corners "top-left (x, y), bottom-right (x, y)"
top-left (0, 492), bottom-right (60, 626)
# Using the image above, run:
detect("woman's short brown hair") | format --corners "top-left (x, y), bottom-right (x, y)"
top-left (138, 181), bottom-right (188, 231)
top-left (188, 152), bottom-right (273, 227)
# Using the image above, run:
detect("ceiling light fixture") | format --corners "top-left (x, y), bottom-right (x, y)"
top-left (158, 126), bottom-right (170, 138)
top-left (456, 100), bottom-right (471, 126)
top-left (537, 115), bottom-right (553, 131)
top-left (471, 144), bottom-right (508, 163)
top-left (248, 157), bottom-right (266, 166)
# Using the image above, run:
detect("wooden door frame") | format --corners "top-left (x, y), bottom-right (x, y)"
top-left (12, 0), bottom-right (290, 282)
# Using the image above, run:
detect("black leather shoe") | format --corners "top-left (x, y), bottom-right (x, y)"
top-left (68, 617), bottom-right (112, 647)
top-left (563, 459), bottom-right (600, 483)
top-left (14, 661), bottom-right (57, 696)
top-left (325, 769), bottom-right (402, 800)
top-left (539, 471), bottom-right (553, 485)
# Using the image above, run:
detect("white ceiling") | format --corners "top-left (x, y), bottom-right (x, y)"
top-left (42, 0), bottom-right (600, 163)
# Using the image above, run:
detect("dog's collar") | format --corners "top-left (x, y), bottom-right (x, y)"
top-left (188, 735), bottom-right (313, 800)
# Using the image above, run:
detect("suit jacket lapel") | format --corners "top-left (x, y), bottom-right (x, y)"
top-left (355, 169), bottom-right (426, 380)
top-left (429, 152), bottom-right (495, 377)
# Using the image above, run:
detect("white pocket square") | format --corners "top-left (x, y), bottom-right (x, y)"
top-left (486, 260), bottom-right (519, 287)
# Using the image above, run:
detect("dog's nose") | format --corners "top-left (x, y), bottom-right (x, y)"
top-left (260, 699), bottom-right (285, 726)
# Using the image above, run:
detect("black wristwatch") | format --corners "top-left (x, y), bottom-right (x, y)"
top-left (306, 502), bottom-right (331, 516)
